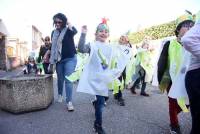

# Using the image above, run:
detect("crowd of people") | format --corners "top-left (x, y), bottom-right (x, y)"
top-left (23, 11), bottom-right (200, 134)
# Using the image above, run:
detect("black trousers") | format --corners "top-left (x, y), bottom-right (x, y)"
top-left (43, 63), bottom-right (50, 74)
top-left (131, 67), bottom-right (147, 93)
top-left (185, 68), bottom-right (200, 134)
top-left (114, 69), bottom-right (126, 98)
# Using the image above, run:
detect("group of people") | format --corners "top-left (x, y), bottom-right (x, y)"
top-left (24, 36), bottom-right (51, 75)
top-left (24, 11), bottom-right (200, 134)
top-left (46, 13), bottom-right (149, 134)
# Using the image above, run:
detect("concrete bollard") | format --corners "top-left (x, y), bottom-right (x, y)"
top-left (0, 74), bottom-right (53, 113)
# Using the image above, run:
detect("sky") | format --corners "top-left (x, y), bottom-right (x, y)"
top-left (0, 0), bottom-right (199, 42)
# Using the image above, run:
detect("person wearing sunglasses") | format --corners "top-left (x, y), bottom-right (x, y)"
top-left (49, 13), bottom-right (77, 111)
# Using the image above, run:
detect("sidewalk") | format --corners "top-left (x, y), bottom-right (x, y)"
top-left (0, 66), bottom-right (25, 78)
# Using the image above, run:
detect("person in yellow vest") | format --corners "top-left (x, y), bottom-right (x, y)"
top-left (130, 36), bottom-right (155, 96)
top-left (157, 12), bottom-right (194, 134)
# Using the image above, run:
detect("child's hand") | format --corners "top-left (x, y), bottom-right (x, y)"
top-left (81, 25), bottom-right (87, 34)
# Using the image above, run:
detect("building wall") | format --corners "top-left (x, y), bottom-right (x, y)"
top-left (0, 20), bottom-right (43, 71)
top-left (0, 36), bottom-right (7, 70)
top-left (0, 19), bottom-right (9, 70)
top-left (32, 25), bottom-right (43, 57)
top-left (5, 37), bottom-right (29, 69)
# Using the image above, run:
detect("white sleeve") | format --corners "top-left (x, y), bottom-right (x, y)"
top-left (181, 23), bottom-right (200, 58)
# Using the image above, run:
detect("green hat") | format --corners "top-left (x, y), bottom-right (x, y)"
top-left (176, 12), bottom-right (194, 27)
top-left (96, 18), bottom-right (109, 33)
top-left (196, 10), bottom-right (200, 22)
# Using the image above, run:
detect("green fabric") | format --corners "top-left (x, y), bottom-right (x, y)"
top-left (98, 49), bottom-right (108, 67)
top-left (158, 47), bottom-right (171, 93)
top-left (110, 57), bottom-right (117, 69)
top-left (159, 71), bottom-right (171, 93)
top-left (108, 57), bottom-right (120, 91)
top-left (120, 78), bottom-right (124, 90)
top-left (96, 23), bottom-right (109, 33)
top-left (125, 56), bottom-right (136, 85)
top-left (109, 78), bottom-right (125, 94)
top-left (65, 52), bottom-right (88, 82)
top-left (37, 63), bottom-right (44, 72)
top-left (168, 40), bottom-right (188, 112)
top-left (176, 13), bottom-right (194, 27)
top-left (168, 40), bottom-right (183, 77)
top-left (108, 51), bottom-right (125, 93)
top-left (65, 69), bottom-right (82, 82)
top-left (177, 97), bottom-right (189, 113)
top-left (109, 79), bottom-right (121, 94)
top-left (136, 49), bottom-right (155, 82)
top-left (196, 10), bottom-right (200, 22)
top-left (158, 40), bottom-right (182, 93)
top-left (139, 51), bottom-right (154, 76)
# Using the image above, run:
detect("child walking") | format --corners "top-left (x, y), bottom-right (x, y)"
top-left (77, 20), bottom-right (132, 134)
top-left (112, 35), bottom-right (132, 106)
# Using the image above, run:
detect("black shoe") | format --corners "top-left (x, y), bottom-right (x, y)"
top-left (104, 97), bottom-right (109, 102)
top-left (94, 124), bottom-right (106, 134)
top-left (170, 125), bottom-right (181, 134)
top-left (92, 100), bottom-right (96, 108)
top-left (118, 98), bottom-right (125, 106)
top-left (140, 92), bottom-right (150, 97)
top-left (113, 94), bottom-right (119, 100)
top-left (130, 89), bottom-right (137, 94)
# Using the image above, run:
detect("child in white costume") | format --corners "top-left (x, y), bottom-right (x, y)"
top-left (130, 37), bottom-right (155, 96)
top-left (112, 35), bottom-right (132, 106)
top-left (77, 20), bottom-right (132, 134)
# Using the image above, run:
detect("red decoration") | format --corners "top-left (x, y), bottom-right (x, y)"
top-left (101, 17), bottom-right (109, 24)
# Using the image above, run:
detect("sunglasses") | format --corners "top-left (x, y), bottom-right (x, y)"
top-left (54, 21), bottom-right (63, 24)
top-left (45, 39), bottom-right (50, 41)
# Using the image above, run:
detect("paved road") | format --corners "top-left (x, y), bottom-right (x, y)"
top-left (0, 74), bottom-right (191, 134)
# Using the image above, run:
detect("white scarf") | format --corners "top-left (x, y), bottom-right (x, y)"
top-left (50, 27), bottom-right (67, 64)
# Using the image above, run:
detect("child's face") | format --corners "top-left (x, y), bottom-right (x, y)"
top-left (142, 43), bottom-right (149, 49)
top-left (119, 36), bottom-right (129, 45)
top-left (95, 29), bottom-right (109, 42)
top-left (44, 37), bottom-right (50, 45)
top-left (178, 22), bottom-right (194, 39)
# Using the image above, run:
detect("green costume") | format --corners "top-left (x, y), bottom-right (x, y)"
top-left (65, 52), bottom-right (88, 82)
